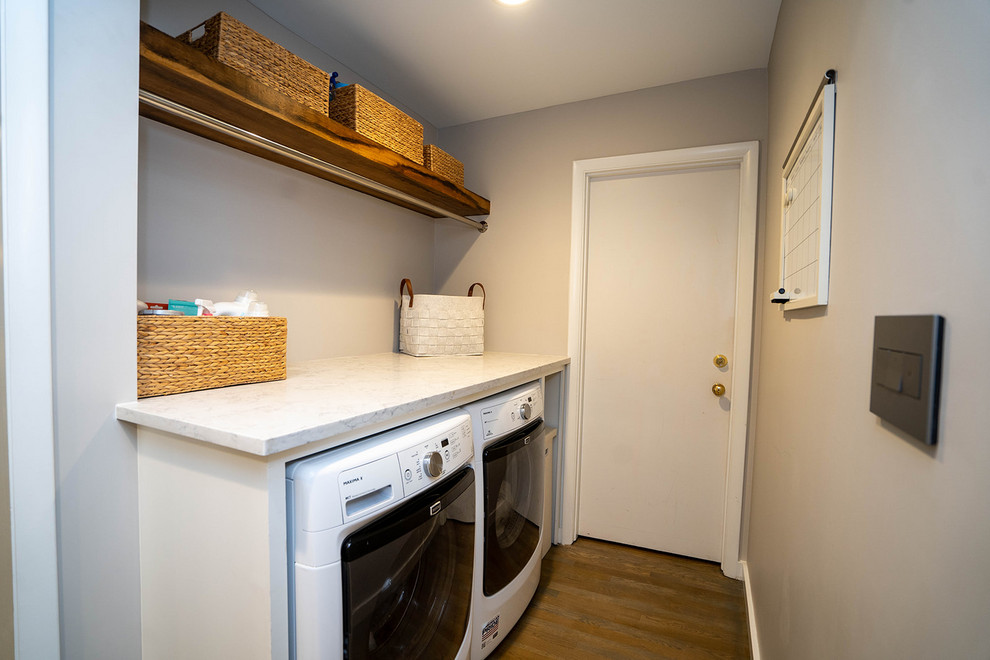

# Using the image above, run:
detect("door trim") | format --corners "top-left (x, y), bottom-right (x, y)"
top-left (1, 0), bottom-right (63, 655)
top-left (563, 142), bottom-right (759, 579)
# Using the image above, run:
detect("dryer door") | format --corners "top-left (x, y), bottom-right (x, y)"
top-left (482, 419), bottom-right (545, 596)
top-left (341, 467), bottom-right (474, 660)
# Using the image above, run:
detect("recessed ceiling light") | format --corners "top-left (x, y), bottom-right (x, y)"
top-left (494, 0), bottom-right (530, 6)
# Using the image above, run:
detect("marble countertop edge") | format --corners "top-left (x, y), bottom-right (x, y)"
top-left (116, 352), bottom-right (569, 457)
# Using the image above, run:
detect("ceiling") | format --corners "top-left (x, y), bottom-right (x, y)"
top-left (247, 0), bottom-right (781, 128)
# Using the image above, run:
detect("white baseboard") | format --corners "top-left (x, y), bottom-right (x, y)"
top-left (740, 560), bottom-right (761, 660)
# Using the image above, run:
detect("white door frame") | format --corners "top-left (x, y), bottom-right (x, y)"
top-left (1, 0), bottom-right (63, 656)
top-left (563, 142), bottom-right (758, 579)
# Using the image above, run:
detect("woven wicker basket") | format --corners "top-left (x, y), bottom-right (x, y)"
top-left (137, 316), bottom-right (287, 398)
top-left (398, 279), bottom-right (484, 357)
top-left (423, 145), bottom-right (464, 186)
top-left (328, 85), bottom-right (424, 164)
top-left (177, 12), bottom-right (330, 114)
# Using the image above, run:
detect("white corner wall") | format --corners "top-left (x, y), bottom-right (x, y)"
top-left (747, 1), bottom-right (990, 657)
top-left (50, 0), bottom-right (141, 656)
top-left (2, 1), bottom-right (60, 656)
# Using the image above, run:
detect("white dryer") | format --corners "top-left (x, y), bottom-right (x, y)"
top-left (462, 382), bottom-right (545, 658)
top-left (286, 409), bottom-right (475, 660)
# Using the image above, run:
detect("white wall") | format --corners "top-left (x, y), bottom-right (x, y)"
top-left (50, 0), bottom-right (141, 657)
top-left (138, 121), bottom-right (436, 362)
top-left (2, 2), bottom-right (61, 655)
top-left (435, 70), bottom-right (769, 356)
top-left (0, 72), bottom-right (14, 656)
top-left (747, 1), bottom-right (990, 658)
top-left (0, 357), bottom-right (10, 657)
top-left (140, 0), bottom-right (440, 361)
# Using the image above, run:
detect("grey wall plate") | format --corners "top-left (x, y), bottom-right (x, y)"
top-left (869, 315), bottom-right (945, 445)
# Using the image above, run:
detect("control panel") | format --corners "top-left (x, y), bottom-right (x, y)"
top-left (479, 387), bottom-right (544, 441)
top-left (396, 418), bottom-right (473, 496)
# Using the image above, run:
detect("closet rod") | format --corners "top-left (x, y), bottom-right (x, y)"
top-left (139, 90), bottom-right (489, 233)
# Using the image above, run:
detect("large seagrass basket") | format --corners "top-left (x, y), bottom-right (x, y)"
top-left (177, 12), bottom-right (331, 114)
top-left (423, 144), bottom-right (465, 186)
top-left (137, 316), bottom-right (287, 398)
top-left (328, 85), bottom-right (424, 164)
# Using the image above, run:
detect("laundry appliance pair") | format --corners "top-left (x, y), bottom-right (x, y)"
top-left (286, 381), bottom-right (546, 659)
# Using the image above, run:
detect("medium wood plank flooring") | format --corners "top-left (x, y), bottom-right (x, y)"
top-left (488, 537), bottom-right (751, 660)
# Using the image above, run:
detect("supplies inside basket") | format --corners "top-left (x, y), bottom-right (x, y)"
top-left (136, 289), bottom-right (285, 397)
top-left (398, 279), bottom-right (485, 357)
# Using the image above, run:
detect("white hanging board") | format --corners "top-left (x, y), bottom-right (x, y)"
top-left (778, 70), bottom-right (835, 310)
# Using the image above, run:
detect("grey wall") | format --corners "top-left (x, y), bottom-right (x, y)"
top-left (435, 70), bottom-right (769, 356)
top-left (138, 121), bottom-right (436, 362)
top-left (747, 1), bottom-right (990, 657)
top-left (0, 200), bottom-right (12, 660)
top-left (51, 0), bottom-right (141, 656)
top-left (140, 0), bottom-right (440, 362)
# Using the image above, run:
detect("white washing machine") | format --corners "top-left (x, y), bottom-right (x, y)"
top-left (286, 409), bottom-right (475, 660)
top-left (462, 382), bottom-right (545, 658)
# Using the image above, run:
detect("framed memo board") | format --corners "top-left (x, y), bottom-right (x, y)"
top-left (776, 70), bottom-right (836, 310)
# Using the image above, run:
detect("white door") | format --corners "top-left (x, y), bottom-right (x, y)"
top-left (577, 165), bottom-right (740, 562)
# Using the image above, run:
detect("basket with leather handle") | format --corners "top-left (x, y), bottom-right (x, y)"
top-left (398, 279), bottom-right (485, 357)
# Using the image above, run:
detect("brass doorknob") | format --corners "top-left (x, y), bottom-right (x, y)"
top-left (714, 354), bottom-right (728, 368)
top-left (712, 383), bottom-right (726, 397)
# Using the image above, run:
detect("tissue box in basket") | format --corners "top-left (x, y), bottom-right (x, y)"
top-left (399, 279), bottom-right (485, 357)
top-left (137, 316), bottom-right (287, 397)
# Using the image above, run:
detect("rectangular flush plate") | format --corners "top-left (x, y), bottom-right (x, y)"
top-left (875, 348), bottom-right (923, 398)
top-left (869, 315), bottom-right (945, 445)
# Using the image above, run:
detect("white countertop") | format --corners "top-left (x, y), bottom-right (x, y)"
top-left (116, 352), bottom-right (569, 457)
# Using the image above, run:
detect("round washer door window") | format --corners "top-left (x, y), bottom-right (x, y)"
top-left (341, 467), bottom-right (475, 660)
top-left (483, 420), bottom-right (544, 596)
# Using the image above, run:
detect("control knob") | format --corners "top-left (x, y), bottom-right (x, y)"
top-left (422, 451), bottom-right (443, 477)
top-left (519, 402), bottom-right (532, 421)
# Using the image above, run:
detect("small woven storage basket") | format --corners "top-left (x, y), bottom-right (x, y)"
top-left (423, 145), bottom-right (465, 186)
top-left (328, 85), bottom-right (424, 164)
top-left (399, 279), bottom-right (485, 357)
top-left (177, 12), bottom-right (330, 114)
top-left (137, 316), bottom-right (287, 398)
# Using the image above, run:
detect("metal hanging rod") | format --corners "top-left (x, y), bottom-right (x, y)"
top-left (139, 90), bottom-right (489, 232)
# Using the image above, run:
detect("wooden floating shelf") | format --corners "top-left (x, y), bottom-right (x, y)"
top-left (138, 21), bottom-right (491, 228)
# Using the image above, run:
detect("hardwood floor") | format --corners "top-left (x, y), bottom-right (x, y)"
top-left (488, 537), bottom-right (751, 660)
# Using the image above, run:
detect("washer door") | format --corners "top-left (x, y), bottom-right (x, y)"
top-left (341, 467), bottom-right (474, 660)
top-left (482, 420), bottom-right (545, 596)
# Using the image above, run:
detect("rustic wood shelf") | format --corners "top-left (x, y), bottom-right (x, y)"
top-left (139, 22), bottom-right (491, 229)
